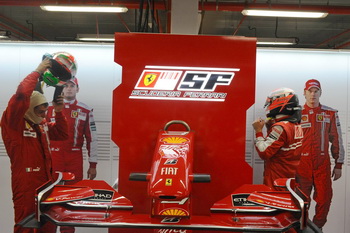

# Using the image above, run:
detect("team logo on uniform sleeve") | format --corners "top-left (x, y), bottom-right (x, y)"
top-left (268, 126), bottom-right (283, 140)
top-left (90, 121), bottom-right (97, 131)
top-left (130, 65), bottom-right (239, 102)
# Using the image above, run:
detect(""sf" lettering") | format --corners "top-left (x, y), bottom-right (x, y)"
top-left (177, 71), bottom-right (235, 91)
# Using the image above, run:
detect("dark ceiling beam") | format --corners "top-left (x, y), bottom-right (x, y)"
top-left (0, 14), bottom-right (48, 40)
top-left (314, 29), bottom-right (350, 48)
top-left (335, 40), bottom-right (350, 49)
top-left (0, 22), bottom-right (32, 40)
top-left (2, 1), bottom-right (350, 15)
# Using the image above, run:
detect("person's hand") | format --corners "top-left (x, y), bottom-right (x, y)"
top-left (332, 167), bottom-right (342, 181)
top-left (53, 95), bottom-right (64, 112)
top-left (35, 58), bottom-right (51, 74)
top-left (87, 168), bottom-right (97, 180)
top-left (265, 117), bottom-right (275, 131)
top-left (252, 118), bottom-right (265, 133)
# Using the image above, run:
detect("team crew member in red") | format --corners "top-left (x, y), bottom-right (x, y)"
top-left (252, 88), bottom-right (303, 190)
top-left (296, 79), bottom-right (344, 229)
top-left (46, 77), bottom-right (97, 233)
top-left (1, 59), bottom-right (68, 233)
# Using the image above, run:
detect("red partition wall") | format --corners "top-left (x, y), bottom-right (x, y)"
top-left (111, 33), bottom-right (256, 232)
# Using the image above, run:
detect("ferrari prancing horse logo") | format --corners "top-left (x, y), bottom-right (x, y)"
top-left (71, 111), bottom-right (79, 118)
top-left (144, 73), bottom-right (157, 86)
top-left (166, 178), bottom-right (172, 186)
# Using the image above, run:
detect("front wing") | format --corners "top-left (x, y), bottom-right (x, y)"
top-left (33, 178), bottom-right (305, 232)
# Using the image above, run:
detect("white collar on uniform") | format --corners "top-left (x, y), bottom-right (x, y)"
top-left (64, 99), bottom-right (76, 104)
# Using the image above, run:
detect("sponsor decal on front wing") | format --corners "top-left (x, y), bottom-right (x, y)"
top-left (160, 208), bottom-right (189, 216)
top-left (88, 189), bottom-right (114, 202)
top-left (232, 194), bottom-right (258, 207)
top-left (157, 229), bottom-right (188, 233)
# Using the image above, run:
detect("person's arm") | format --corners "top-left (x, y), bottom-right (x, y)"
top-left (6, 59), bottom-right (51, 130)
top-left (47, 95), bottom-right (68, 140)
top-left (85, 109), bottom-right (98, 180)
top-left (254, 124), bottom-right (286, 160)
top-left (329, 111), bottom-right (345, 181)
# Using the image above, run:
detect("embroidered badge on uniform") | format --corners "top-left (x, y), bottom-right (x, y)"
top-left (23, 131), bottom-right (37, 138)
top-left (294, 125), bottom-right (303, 139)
top-left (71, 110), bottom-right (79, 118)
top-left (25, 121), bottom-right (33, 130)
top-left (301, 114), bottom-right (308, 123)
top-left (317, 114), bottom-right (324, 122)
top-left (301, 123), bottom-right (311, 128)
top-left (268, 126), bottom-right (283, 140)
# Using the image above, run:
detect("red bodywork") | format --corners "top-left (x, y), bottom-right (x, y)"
top-left (148, 128), bottom-right (194, 217)
top-left (112, 33), bottom-right (256, 219)
top-left (21, 121), bottom-right (312, 233)
top-left (128, 121), bottom-right (210, 219)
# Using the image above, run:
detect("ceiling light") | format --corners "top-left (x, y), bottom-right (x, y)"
top-left (0, 30), bottom-right (10, 39)
top-left (257, 38), bottom-right (297, 45)
top-left (242, 9), bottom-right (328, 18)
top-left (76, 34), bottom-right (115, 42)
top-left (41, 5), bottom-right (128, 13)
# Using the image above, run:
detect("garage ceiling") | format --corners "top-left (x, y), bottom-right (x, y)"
top-left (1, 0), bottom-right (350, 49)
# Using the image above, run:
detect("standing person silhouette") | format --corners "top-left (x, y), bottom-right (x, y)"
top-left (46, 77), bottom-right (98, 233)
top-left (1, 59), bottom-right (68, 233)
top-left (297, 79), bottom-right (344, 230)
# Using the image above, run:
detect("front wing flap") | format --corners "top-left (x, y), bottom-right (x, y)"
top-left (33, 176), bottom-right (305, 232)
top-left (41, 184), bottom-right (300, 232)
top-left (43, 205), bottom-right (299, 232)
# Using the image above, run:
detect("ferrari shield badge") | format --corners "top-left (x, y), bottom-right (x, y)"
top-left (143, 73), bottom-right (158, 86)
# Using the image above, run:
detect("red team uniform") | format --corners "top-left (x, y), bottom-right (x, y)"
top-left (1, 72), bottom-right (68, 233)
top-left (297, 103), bottom-right (344, 227)
top-left (46, 99), bottom-right (98, 184)
top-left (255, 121), bottom-right (303, 189)
top-left (253, 88), bottom-right (303, 191)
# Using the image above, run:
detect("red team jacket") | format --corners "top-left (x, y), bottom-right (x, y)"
top-left (46, 99), bottom-right (98, 169)
top-left (255, 121), bottom-right (303, 189)
top-left (296, 104), bottom-right (344, 228)
top-left (299, 104), bottom-right (344, 168)
top-left (1, 72), bottom-right (68, 227)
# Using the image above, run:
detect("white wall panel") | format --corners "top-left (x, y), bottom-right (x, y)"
top-left (248, 48), bottom-right (350, 233)
top-left (0, 42), bottom-right (349, 233)
top-left (0, 42), bottom-right (121, 232)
